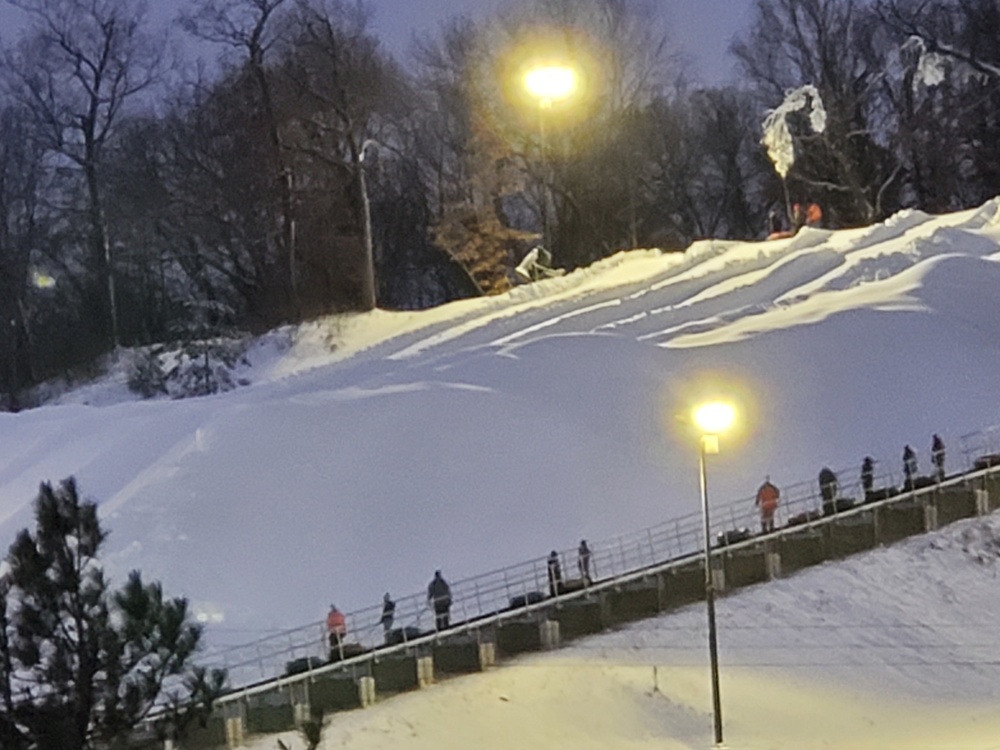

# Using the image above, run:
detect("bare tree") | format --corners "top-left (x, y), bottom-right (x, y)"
top-left (156, 73), bottom-right (291, 327)
top-left (180, 0), bottom-right (298, 310)
top-left (3, 0), bottom-right (164, 349)
top-left (275, 0), bottom-right (408, 312)
top-left (877, 0), bottom-right (1000, 79)
top-left (733, 0), bottom-right (900, 226)
top-left (454, 0), bottom-right (679, 268)
top-left (408, 16), bottom-right (535, 294)
top-left (0, 104), bottom-right (44, 410)
top-left (876, 0), bottom-right (1000, 205)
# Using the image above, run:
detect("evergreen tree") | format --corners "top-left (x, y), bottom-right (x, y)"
top-left (0, 478), bottom-right (226, 750)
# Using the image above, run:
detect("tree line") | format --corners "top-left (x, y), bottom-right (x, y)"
top-left (1, 0), bottom-right (997, 408)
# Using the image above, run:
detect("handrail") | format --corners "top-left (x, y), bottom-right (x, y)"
top-left (207, 428), bottom-right (1000, 699)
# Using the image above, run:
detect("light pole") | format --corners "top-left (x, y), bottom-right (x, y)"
top-left (523, 64), bottom-right (577, 252)
top-left (692, 400), bottom-right (736, 748)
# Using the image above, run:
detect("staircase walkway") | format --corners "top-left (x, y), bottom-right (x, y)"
top-left (183, 426), bottom-right (1000, 749)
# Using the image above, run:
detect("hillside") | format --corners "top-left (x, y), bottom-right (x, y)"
top-left (1, 199), bottom-right (1000, 656)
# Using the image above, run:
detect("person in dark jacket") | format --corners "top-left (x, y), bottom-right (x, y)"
top-left (380, 593), bottom-right (395, 640)
top-left (819, 467), bottom-right (838, 501)
top-left (767, 206), bottom-right (783, 236)
top-left (861, 456), bottom-right (875, 498)
top-left (427, 570), bottom-right (452, 630)
top-left (547, 550), bottom-right (562, 596)
top-left (792, 203), bottom-right (806, 232)
top-left (931, 434), bottom-right (946, 482)
top-left (819, 466), bottom-right (838, 514)
top-left (903, 445), bottom-right (917, 490)
top-left (578, 539), bottom-right (592, 583)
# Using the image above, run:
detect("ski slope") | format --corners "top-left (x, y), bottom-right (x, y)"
top-left (0, 201), bottom-right (1000, 750)
top-left (3, 201), bottom-right (1000, 747)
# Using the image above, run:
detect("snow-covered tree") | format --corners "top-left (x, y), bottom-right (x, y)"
top-left (761, 85), bottom-right (828, 180)
top-left (735, 0), bottom-right (901, 225)
top-left (0, 478), bottom-right (226, 749)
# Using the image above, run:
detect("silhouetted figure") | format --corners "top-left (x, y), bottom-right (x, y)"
top-left (861, 456), bottom-right (875, 498)
top-left (792, 203), bottom-right (806, 232)
top-left (931, 434), bottom-right (946, 482)
top-left (578, 539), bottom-right (592, 583)
top-left (427, 570), bottom-right (452, 631)
top-left (819, 467), bottom-right (838, 515)
top-left (903, 445), bottom-right (917, 490)
top-left (547, 550), bottom-right (562, 596)
top-left (755, 476), bottom-right (780, 533)
top-left (380, 593), bottom-right (395, 639)
top-left (767, 206), bottom-right (782, 236)
top-left (326, 604), bottom-right (346, 650)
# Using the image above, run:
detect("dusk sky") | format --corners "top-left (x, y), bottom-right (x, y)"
top-left (0, 0), bottom-right (756, 85)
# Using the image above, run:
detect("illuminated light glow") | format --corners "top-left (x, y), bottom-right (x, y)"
top-left (32, 270), bottom-right (56, 289)
top-left (693, 401), bottom-right (736, 435)
top-left (524, 65), bottom-right (577, 107)
top-left (194, 609), bottom-right (225, 624)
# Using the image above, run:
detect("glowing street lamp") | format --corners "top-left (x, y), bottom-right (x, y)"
top-left (523, 63), bottom-right (578, 252)
top-left (692, 399), bottom-right (736, 747)
top-left (524, 65), bottom-right (577, 109)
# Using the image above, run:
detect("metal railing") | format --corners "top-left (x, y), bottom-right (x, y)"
top-left (205, 427), bottom-right (998, 694)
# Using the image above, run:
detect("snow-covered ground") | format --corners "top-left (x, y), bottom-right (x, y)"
top-left (3, 200), bottom-right (1000, 747)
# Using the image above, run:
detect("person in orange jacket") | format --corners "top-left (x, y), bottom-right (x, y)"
top-left (755, 476), bottom-right (780, 533)
top-left (326, 604), bottom-right (346, 649)
top-left (806, 201), bottom-right (823, 227)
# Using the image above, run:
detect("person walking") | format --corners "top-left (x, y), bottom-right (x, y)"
top-left (861, 456), bottom-right (875, 499)
top-left (547, 550), bottom-right (563, 597)
top-left (903, 445), bottom-right (918, 490)
top-left (755, 477), bottom-right (780, 533)
top-left (380, 593), bottom-right (395, 640)
top-left (326, 604), bottom-right (346, 650)
top-left (578, 539), bottom-right (592, 583)
top-left (931, 434), bottom-right (946, 482)
top-left (427, 570), bottom-right (452, 631)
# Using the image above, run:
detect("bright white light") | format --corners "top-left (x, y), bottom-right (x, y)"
top-left (524, 65), bottom-right (577, 106)
top-left (693, 401), bottom-right (735, 435)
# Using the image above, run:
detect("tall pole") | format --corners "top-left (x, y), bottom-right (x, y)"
top-left (523, 64), bottom-right (576, 254)
top-left (537, 100), bottom-right (550, 252)
top-left (354, 138), bottom-right (378, 311)
top-left (700, 436), bottom-right (724, 746)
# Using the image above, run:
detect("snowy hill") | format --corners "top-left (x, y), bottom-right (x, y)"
top-left (2, 199), bottom-right (1000, 661)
